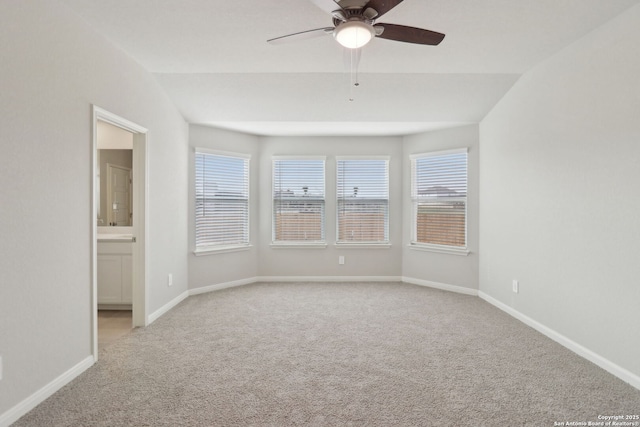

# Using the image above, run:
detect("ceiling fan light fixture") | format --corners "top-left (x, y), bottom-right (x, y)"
top-left (334, 21), bottom-right (375, 49)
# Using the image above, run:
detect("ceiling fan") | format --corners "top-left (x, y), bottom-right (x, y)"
top-left (267, 0), bottom-right (445, 49)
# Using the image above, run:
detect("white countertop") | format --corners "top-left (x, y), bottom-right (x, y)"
top-left (97, 234), bottom-right (133, 242)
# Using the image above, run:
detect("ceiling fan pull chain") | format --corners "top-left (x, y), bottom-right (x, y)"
top-left (349, 47), bottom-right (361, 102)
top-left (349, 47), bottom-right (355, 101)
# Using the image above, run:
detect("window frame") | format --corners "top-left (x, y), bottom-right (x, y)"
top-left (335, 156), bottom-right (391, 248)
top-left (271, 156), bottom-right (327, 248)
top-left (410, 148), bottom-right (469, 256)
top-left (193, 148), bottom-right (251, 256)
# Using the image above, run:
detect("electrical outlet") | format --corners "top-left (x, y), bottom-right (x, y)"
top-left (168, 273), bottom-right (173, 287)
top-left (339, 256), bottom-right (345, 265)
top-left (512, 280), bottom-right (519, 294)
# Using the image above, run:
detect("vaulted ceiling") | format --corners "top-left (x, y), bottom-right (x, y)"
top-left (61, 0), bottom-right (639, 136)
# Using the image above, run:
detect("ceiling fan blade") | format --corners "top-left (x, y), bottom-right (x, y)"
top-left (307, 0), bottom-right (343, 14)
top-left (365, 0), bottom-right (404, 18)
top-left (374, 23), bottom-right (445, 45)
top-left (267, 27), bottom-right (334, 45)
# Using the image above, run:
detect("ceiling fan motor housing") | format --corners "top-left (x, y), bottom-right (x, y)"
top-left (332, 7), bottom-right (376, 27)
top-left (333, 8), bottom-right (377, 48)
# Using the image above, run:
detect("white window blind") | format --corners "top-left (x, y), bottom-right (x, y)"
top-left (336, 158), bottom-right (389, 243)
top-left (195, 150), bottom-right (250, 249)
top-left (273, 158), bottom-right (325, 242)
top-left (411, 149), bottom-right (467, 248)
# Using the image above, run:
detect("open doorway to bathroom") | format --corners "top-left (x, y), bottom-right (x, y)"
top-left (91, 106), bottom-right (148, 360)
top-left (96, 119), bottom-right (134, 350)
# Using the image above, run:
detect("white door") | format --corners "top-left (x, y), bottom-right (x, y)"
top-left (107, 164), bottom-right (132, 226)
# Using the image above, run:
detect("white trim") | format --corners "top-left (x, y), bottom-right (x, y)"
top-left (409, 147), bottom-right (468, 160)
top-left (408, 243), bottom-right (470, 256)
top-left (0, 356), bottom-right (94, 427)
top-left (193, 244), bottom-right (252, 256)
top-left (258, 276), bottom-right (403, 283)
top-left (402, 276), bottom-right (478, 296)
top-left (194, 147), bottom-right (251, 159)
top-left (479, 291), bottom-right (640, 391)
top-left (91, 108), bottom-right (99, 361)
top-left (270, 242), bottom-right (328, 249)
top-left (131, 131), bottom-right (149, 328)
top-left (148, 290), bottom-right (189, 324)
top-left (189, 277), bottom-right (258, 296)
top-left (188, 277), bottom-right (478, 294)
top-left (93, 106), bottom-right (147, 134)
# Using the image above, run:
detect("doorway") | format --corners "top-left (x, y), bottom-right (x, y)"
top-left (91, 106), bottom-right (148, 361)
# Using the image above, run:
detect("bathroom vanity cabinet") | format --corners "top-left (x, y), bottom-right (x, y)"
top-left (97, 239), bottom-right (132, 308)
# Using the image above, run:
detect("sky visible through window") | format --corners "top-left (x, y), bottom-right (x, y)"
top-left (196, 154), bottom-right (247, 199)
top-left (338, 159), bottom-right (389, 199)
top-left (274, 159), bottom-right (324, 198)
top-left (414, 152), bottom-right (467, 198)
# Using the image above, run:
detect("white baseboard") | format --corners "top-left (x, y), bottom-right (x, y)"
top-left (187, 276), bottom-right (475, 298)
top-left (402, 276), bottom-right (478, 296)
top-left (189, 277), bottom-right (258, 296)
top-left (257, 275), bottom-right (403, 283)
top-left (148, 290), bottom-right (189, 324)
top-left (0, 356), bottom-right (94, 427)
top-left (188, 276), bottom-right (406, 297)
top-left (479, 291), bottom-right (640, 391)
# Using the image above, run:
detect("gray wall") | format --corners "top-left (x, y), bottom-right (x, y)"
top-left (188, 125), bottom-right (260, 288)
top-left (0, 0), bottom-right (188, 415)
top-left (480, 5), bottom-right (640, 379)
top-left (257, 136), bottom-right (404, 278)
top-left (186, 133), bottom-right (406, 286)
top-left (402, 126), bottom-right (480, 290)
top-left (187, 130), bottom-right (482, 284)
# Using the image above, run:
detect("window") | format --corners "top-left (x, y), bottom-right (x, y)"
top-left (336, 157), bottom-right (389, 244)
top-left (195, 149), bottom-right (250, 253)
top-left (411, 148), bottom-right (468, 253)
top-left (272, 157), bottom-right (326, 244)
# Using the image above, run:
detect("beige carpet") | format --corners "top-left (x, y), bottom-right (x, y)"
top-left (14, 282), bottom-right (640, 426)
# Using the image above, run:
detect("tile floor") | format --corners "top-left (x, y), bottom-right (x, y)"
top-left (98, 310), bottom-right (132, 350)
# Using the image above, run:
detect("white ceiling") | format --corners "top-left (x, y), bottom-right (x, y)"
top-left (61, 0), bottom-right (639, 136)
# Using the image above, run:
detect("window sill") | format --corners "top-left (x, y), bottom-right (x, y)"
top-left (270, 242), bottom-right (327, 249)
top-left (193, 244), bottom-right (252, 256)
top-left (408, 243), bottom-right (470, 256)
top-left (335, 243), bottom-right (391, 249)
